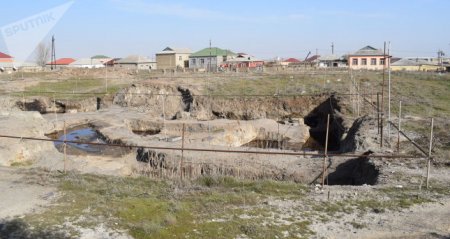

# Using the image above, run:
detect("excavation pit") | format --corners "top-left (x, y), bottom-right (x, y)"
top-left (326, 157), bottom-right (380, 186)
top-left (46, 125), bottom-right (131, 157)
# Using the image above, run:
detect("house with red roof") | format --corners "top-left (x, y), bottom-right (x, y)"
top-left (223, 53), bottom-right (264, 69)
top-left (280, 58), bottom-right (301, 66)
top-left (0, 52), bottom-right (14, 63)
top-left (46, 58), bottom-right (76, 68)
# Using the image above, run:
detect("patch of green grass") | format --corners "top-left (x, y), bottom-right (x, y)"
top-left (20, 77), bottom-right (125, 100)
top-left (348, 221), bottom-right (365, 229)
top-left (23, 173), bottom-right (312, 239)
top-left (196, 176), bottom-right (307, 198)
top-left (10, 160), bottom-right (33, 167)
top-left (208, 74), bottom-right (348, 97)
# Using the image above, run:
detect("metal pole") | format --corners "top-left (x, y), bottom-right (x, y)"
top-left (63, 121), bottom-right (67, 173)
top-left (397, 101), bottom-right (402, 153)
top-left (105, 64), bottom-right (108, 93)
top-left (377, 92), bottom-right (380, 135)
top-left (381, 42), bottom-right (386, 148)
top-left (426, 118), bottom-right (434, 189)
top-left (322, 114), bottom-right (330, 187)
top-left (388, 42), bottom-right (392, 145)
top-left (180, 123), bottom-right (186, 180)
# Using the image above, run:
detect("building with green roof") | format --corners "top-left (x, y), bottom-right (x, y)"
top-left (189, 47), bottom-right (236, 71)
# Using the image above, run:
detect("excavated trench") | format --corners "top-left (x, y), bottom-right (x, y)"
top-left (326, 157), bottom-right (380, 185)
top-left (304, 95), bottom-right (346, 151)
top-left (25, 84), bottom-right (381, 185)
top-left (17, 97), bottom-right (104, 114)
top-left (46, 124), bottom-right (131, 157)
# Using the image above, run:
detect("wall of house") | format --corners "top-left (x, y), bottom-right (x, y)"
top-left (348, 56), bottom-right (389, 70)
top-left (391, 65), bottom-right (440, 72)
top-left (68, 64), bottom-right (105, 69)
top-left (157, 53), bottom-right (190, 69)
top-left (115, 62), bottom-right (157, 70)
top-left (156, 54), bottom-right (174, 69)
top-left (0, 58), bottom-right (13, 63)
top-left (189, 56), bottom-right (221, 70)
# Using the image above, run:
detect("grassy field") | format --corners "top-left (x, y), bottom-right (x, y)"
top-left (20, 77), bottom-right (125, 100)
top-left (1, 169), bottom-right (447, 239)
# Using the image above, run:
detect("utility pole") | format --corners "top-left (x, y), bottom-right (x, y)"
top-left (438, 50), bottom-right (445, 72)
top-left (209, 39), bottom-right (212, 73)
top-left (51, 35), bottom-right (56, 70)
top-left (331, 42), bottom-right (335, 55)
top-left (315, 48), bottom-right (319, 67)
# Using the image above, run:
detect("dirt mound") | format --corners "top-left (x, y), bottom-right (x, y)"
top-left (340, 115), bottom-right (379, 153)
top-left (113, 84), bottom-right (326, 121)
top-left (192, 95), bottom-right (325, 121)
top-left (16, 97), bottom-right (101, 114)
top-left (113, 84), bottom-right (189, 119)
top-left (16, 97), bottom-right (64, 114)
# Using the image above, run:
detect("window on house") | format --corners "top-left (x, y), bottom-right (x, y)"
top-left (380, 58), bottom-right (385, 65)
top-left (192, 59), bottom-right (196, 64)
top-left (223, 56), bottom-right (227, 62)
top-left (371, 58), bottom-right (377, 65)
top-left (200, 59), bottom-right (205, 65)
top-left (179, 56), bottom-right (182, 61)
top-left (361, 58), bottom-right (367, 65)
top-left (352, 58), bottom-right (358, 65)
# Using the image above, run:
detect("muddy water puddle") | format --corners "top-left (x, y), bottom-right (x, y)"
top-left (47, 125), bottom-right (131, 157)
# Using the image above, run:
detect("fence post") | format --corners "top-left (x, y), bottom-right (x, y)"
top-left (180, 123), bottom-right (186, 180)
top-left (377, 92), bottom-right (380, 135)
top-left (426, 118), bottom-right (434, 189)
top-left (322, 114), bottom-right (330, 187)
top-left (397, 101), bottom-right (402, 153)
top-left (63, 121), bottom-right (67, 173)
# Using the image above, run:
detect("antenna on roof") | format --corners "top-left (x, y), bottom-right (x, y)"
top-left (51, 35), bottom-right (56, 70)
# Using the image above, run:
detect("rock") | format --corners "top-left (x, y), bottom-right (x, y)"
top-left (0, 111), bottom-right (58, 166)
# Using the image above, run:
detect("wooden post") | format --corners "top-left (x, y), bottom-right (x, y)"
top-left (53, 94), bottom-right (58, 122)
top-left (377, 92), bottom-right (380, 135)
top-left (381, 42), bottom-right (386, 149)
top-left (397, 101), bottom-right (402, 153)
top-left (426, 118), bottom-right (434, 189)
top-left (322, 114), bottom-right (330, 187)
top-left (63, 121), bottom-right (67, 173)
top-left (180, 123), bottom-right (186, 180)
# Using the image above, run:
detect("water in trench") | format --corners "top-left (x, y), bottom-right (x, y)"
top-left (47, 125), bottom-right (130, 157)
top-left (132, 129), bottom-right (161, 136)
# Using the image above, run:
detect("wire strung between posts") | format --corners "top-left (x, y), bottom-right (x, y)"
top-left (0, 134), bottom-right (423, 159)
top-left (9, 90), bottom-right (381, 98)
top-left (388, 121), bottom-right (429, 158)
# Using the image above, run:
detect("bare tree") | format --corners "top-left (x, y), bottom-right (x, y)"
top-left (35, 42), bottom-right (50, 67)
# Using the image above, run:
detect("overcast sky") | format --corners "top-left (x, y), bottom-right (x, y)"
top-left (1, 0), bottom-right (449, 60)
